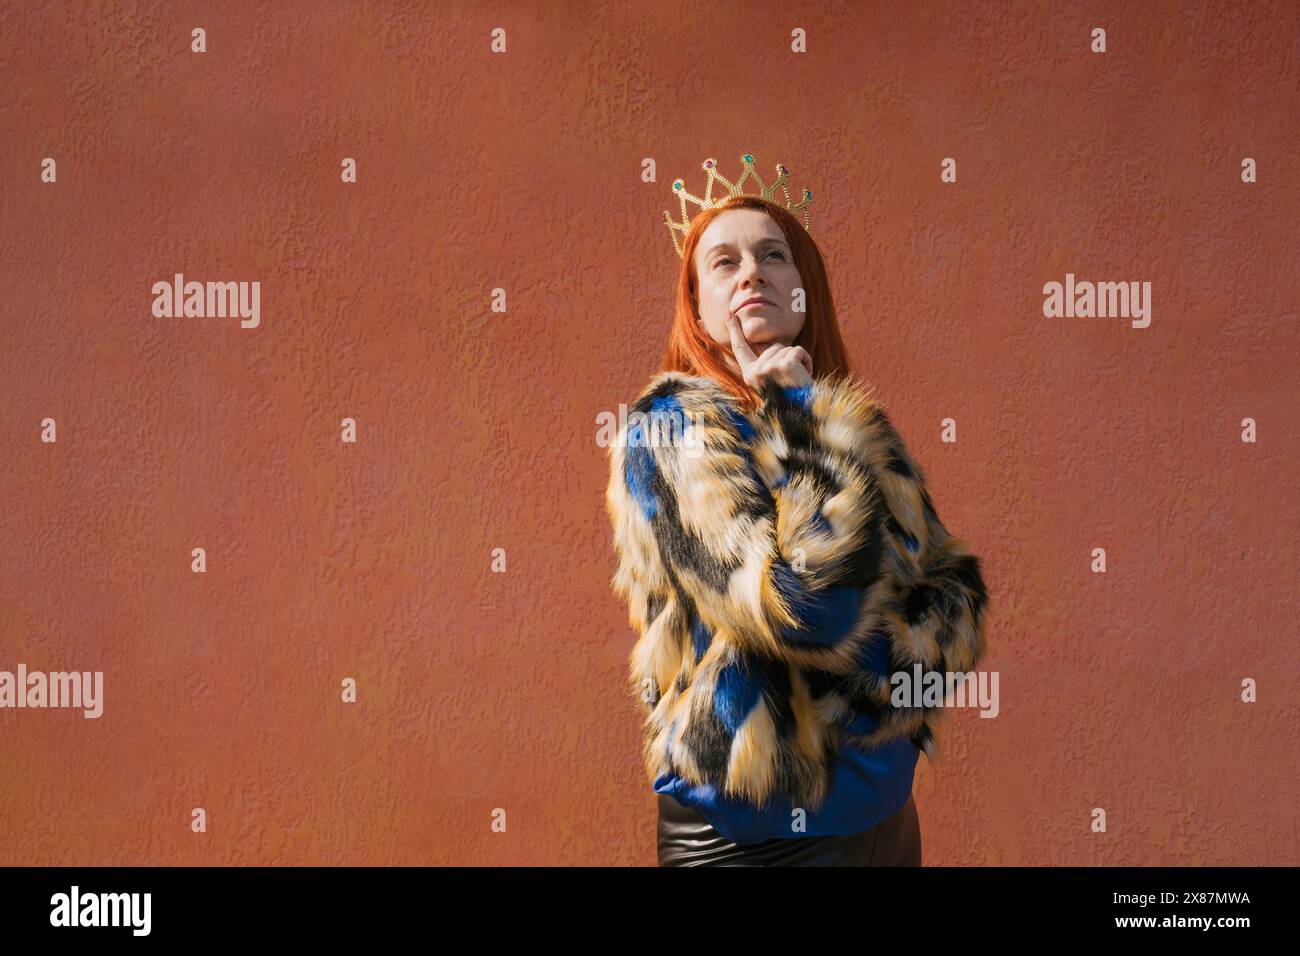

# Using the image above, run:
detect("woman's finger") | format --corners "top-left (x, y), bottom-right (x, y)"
top-left (791, 346), bottom-right (813, 376)
top-left (726, 313), bottom-right (760, 372)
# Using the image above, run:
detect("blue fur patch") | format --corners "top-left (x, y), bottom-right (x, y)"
top-left (723, 405), bottom-right (759, 443)
top-left (624, 393), bottom-right (690, 521)
top-left (712, 654), bottom-right (763, 734)
top-left (783, 383), bottom-right (814, 411)
top-left (691, 616), bottom-right (713, 663)
top-left (624, 437), bottom-right (657, 521)
top-left (771, 561), bottom-right (862, 648)
top-left (841, 710), bottom-right (879, 735)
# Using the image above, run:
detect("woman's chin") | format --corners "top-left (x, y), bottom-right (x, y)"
top-left (739, 320), bottom-right (777, 341)
top-left (741, 325), bottom-right (787, 346)
top-left (741, 314), bottom-right (792, 334)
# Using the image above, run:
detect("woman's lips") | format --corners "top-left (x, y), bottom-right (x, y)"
top-left (739, 299), bottom-right (773, 309)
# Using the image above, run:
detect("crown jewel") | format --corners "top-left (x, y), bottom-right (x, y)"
top-left (662, 152), bottom-right (813, 258)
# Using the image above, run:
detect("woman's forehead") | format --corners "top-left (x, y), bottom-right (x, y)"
top-left (695, 215), bottom-right (787, 261)
top-left (699, 209), bottom-right (782, 243)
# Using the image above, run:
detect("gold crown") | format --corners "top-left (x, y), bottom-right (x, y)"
top-left (662, 152), bottom-right (813, 258)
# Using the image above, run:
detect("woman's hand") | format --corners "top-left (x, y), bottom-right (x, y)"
top-left (727, 312), bottom-right (814, 391)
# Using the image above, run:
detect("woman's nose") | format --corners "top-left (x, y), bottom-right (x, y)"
top-left (738, 256), bottom-right (766, 286)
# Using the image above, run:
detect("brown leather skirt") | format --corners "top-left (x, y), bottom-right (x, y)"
top-left (657, 793), bottom-right (922, 866)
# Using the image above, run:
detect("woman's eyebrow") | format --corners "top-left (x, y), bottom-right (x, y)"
top-left (705, 237), bottom-right (787, 255)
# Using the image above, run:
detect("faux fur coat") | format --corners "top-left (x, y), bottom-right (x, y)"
top-left (604, 370), bottom-right (989, 812)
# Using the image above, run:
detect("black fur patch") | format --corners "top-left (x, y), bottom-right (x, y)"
top-left (837, 507), bottom-right (884, 590)
top-left (951, 552), bottom-right (989, 617)
top-left (759, 381), bottom-right (817, 451)
top-left (650, 469), bottom-right (737, 594)
top-left (678, 694), bottom-right (734, 782)
top-left (902, 581), bottom-right (941, 625)
top-left (646, 590), bottom-right (667, 625)
top-left (761, 658), bottom-right (798, 741)
top-left (910, 720), bottom-right (935, 753)
top-left (802, 667), bottom-right (841, 700)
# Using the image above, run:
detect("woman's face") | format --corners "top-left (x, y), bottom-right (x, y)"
top-left (691, 208), bottom-right (806, 367)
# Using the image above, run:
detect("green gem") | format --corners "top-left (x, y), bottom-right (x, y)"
top-left (743, 154), bottom-right (754, 162)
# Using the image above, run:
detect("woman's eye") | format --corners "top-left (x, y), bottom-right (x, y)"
top-left (713, 250), bottom-right (784, 267)
top-left (712, 252), bottom-right (780, 267)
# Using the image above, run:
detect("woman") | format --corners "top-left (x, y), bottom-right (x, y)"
top-left (604, 155), bottom-right (989, 866)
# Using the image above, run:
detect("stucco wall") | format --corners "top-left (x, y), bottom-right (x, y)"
top-left (1, 1), bottom-right (1296, 865)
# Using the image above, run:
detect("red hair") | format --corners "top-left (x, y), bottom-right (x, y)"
top-left (660, 194), bottom-right (853, 412)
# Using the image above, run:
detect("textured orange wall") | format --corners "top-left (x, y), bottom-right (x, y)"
top-left (1, 1), bottom-right (1296, 866)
